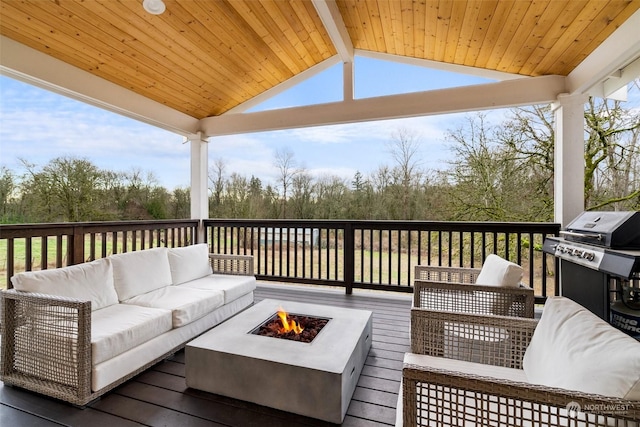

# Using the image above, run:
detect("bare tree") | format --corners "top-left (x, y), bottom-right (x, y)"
top-left (387, 128), bottom-right (423, 219)
top-left (273, 147), bottom-right (300, 218)
top-left (445, 114), bottom-right (537, 221)
top-left (209, 158), bottom-right (227, 215)
top-left (584, 95), bottom-right (640, 210)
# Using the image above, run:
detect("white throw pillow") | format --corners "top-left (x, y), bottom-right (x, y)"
top-left (11, 258), bottom-right (118, 311)
top-left (168, 244), bottom-right (212, 285)
top-left (475, 254), bottom-right (523, 287)
top-left (523, 296), bottom-right (640, 399)
top-left (110, 247), bottom-right (172, 301)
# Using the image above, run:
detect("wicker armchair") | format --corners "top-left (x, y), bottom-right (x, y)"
top-left (413, 264), bottom-right (535, 318)
top-left (400, 308), bottom-right (640, 426)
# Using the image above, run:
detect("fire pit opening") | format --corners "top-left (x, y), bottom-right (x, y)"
top-left (250, 309), bottom-right (330, 343)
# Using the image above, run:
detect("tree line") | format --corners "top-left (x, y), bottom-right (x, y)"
top-left (1, 92), bottom-right (638, 225)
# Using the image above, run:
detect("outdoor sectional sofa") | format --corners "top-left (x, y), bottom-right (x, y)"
top-left (0, 243), bottom-right (256, 406)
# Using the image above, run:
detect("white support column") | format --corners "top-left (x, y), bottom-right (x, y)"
top-left (188, 132), bottom-right (209, 243)
top-left (553, 94), bottom-right (587, 226)
top-left (343, 61), bottom-right (354, 102)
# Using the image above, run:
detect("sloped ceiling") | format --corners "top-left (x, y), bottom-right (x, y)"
top-left (1, 0), bottom-right (639, 120)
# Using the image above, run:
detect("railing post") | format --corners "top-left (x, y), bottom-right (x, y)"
top-left (344, 222), bottom-right (354, 295)
top-left (71, 225), bottom-right (85, 265)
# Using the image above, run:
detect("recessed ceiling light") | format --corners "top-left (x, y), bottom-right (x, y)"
top-left (143, 0), bottom-right (166, 15)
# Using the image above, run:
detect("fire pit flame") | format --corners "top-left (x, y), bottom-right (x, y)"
top-left (252, 310), bottom-right (330, 343)
top-left (277, 309), bottom-right (304, 334)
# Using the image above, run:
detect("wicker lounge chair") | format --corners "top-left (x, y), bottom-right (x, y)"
top-left (413, 255), bottom-right (535, 318)
top-left (399, 297), bottom-right (640, 426)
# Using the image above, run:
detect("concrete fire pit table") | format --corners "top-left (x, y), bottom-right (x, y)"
top-left (185, 299), bottom-right (373, 424)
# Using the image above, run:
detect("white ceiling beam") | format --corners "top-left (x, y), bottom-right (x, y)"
top-left (223, 56), bottom-right (341, 114)
top-left (0, 36), bottom-right (200, 136)
top-left (567, 9), bottom-right (640, 98)
top-left (357, 50), bottom-right (524, 81)
top-left (312, 0), bottom-right (354, 62)
top-left (602, 55), bottom-right (640, 100)
top-left (200, 75), bottom-right (566, 137)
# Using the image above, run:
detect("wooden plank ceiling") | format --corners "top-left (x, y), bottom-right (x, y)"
top-left (1, 0), bottom-right (639, 120)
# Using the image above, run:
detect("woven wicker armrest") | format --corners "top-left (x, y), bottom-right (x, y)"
top-left (414, 265), bottom-right (482, 284)
top-left (413, 279), bottom-right (535, 318)
top-left (411, 308), bottom-right (538, 368)
top-left (402, 362), bottom-right (640, 426)
top-left (209, 254), bottom-right (254, 276)
top-left (1, 289), bottom-right (92, 406)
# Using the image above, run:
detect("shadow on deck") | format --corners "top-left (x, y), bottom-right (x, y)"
top-left (1, 283), bottom-right (412, 426)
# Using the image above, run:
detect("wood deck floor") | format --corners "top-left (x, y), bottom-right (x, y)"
top-left (1, 283), bottom-right (412, 426)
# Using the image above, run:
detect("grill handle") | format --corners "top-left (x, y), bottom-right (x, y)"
top-left (559, 230), bottom-right (604, 241)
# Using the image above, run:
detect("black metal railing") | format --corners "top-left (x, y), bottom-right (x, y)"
top-left (1, 220), bottom-right (198, 289)
top-left (1, 219), bottom-right (560, 301)
top-left (204, 219), bottom-right (560, 302)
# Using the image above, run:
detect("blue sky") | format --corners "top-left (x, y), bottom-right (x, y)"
top-left (1, 56), bottom-right (635, 190)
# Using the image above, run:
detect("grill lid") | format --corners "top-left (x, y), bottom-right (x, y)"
top-left (560, 211), bottom-right (640, 249)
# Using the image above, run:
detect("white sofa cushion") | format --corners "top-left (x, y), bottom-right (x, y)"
top-left (91, 303), bottom-right (172, 365)
top-left (168, 244), bottom-right (212, 285)
top-left (91, 293), bottom-right (254, 392)
top-left (123, 286), bottom-right (224, 327)
top-left (110, 247), bottom-right (172, 301)
top-left (523, 296), bottom-right (640, 399)
top-left (178, 274), bottom-right (256, 304)
top-left (476, 254), bottom-right (523, 288)
top-left (11, 258), bottom-right (118, 311)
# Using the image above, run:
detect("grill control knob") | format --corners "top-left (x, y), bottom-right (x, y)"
top-left (583, 252), bottom-right (595, 261)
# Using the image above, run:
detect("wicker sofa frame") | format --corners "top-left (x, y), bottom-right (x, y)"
top-left (402, 308), bottom-right (640, 426)
top-left (414, 265), bottom-right (535, 318)
top-left (0, 253), bottom-right (254, 407)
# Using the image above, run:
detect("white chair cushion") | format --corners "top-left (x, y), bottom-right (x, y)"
top-left (11, 258), bottom-right (118, 311)
top-left (404, 352), bottom-right (528, 383)
top-left (110, 247), bottom-right (172, 301)
top-left (178, 274), bottom-right (256, 304)
top-left (123, 286), bottom-right (224, 327)
top-left (476, 254), bottom-right (523, 288)
top-left (91, 303), bottom-right (172, 365)
top-left (523, 296), bottom-right (640, 399)
top-left (168, 244), bottom-right (212, 285)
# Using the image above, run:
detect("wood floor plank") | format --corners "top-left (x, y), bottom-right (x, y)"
top-left (342, 415), bottom-right (394, 427)
top-left (356, 376), bottom-right (400, 394)
top-left (366, 355), bottom-right (404, 370)
top-left (352, 387), bottom-right (398, 408)
top-left (0, 383), bottom-right (143, 427)
top-left (153, 359), bottom-right (185, 377)
top-left (362, 365), bottom-right (401, 382)
top-left (91, 393), bottom-right (224, 427)
top-left (1, 404), bottom-right (61, 427)
top-left (368, 347), bottom-right (406, 362)
top-left (346, 399), bottom-right (396, 425)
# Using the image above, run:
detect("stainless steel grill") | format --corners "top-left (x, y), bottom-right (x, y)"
top-left (543, 211), bottom-right (640, 326)
top-left (559, 210), bottom-right (640, 249)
